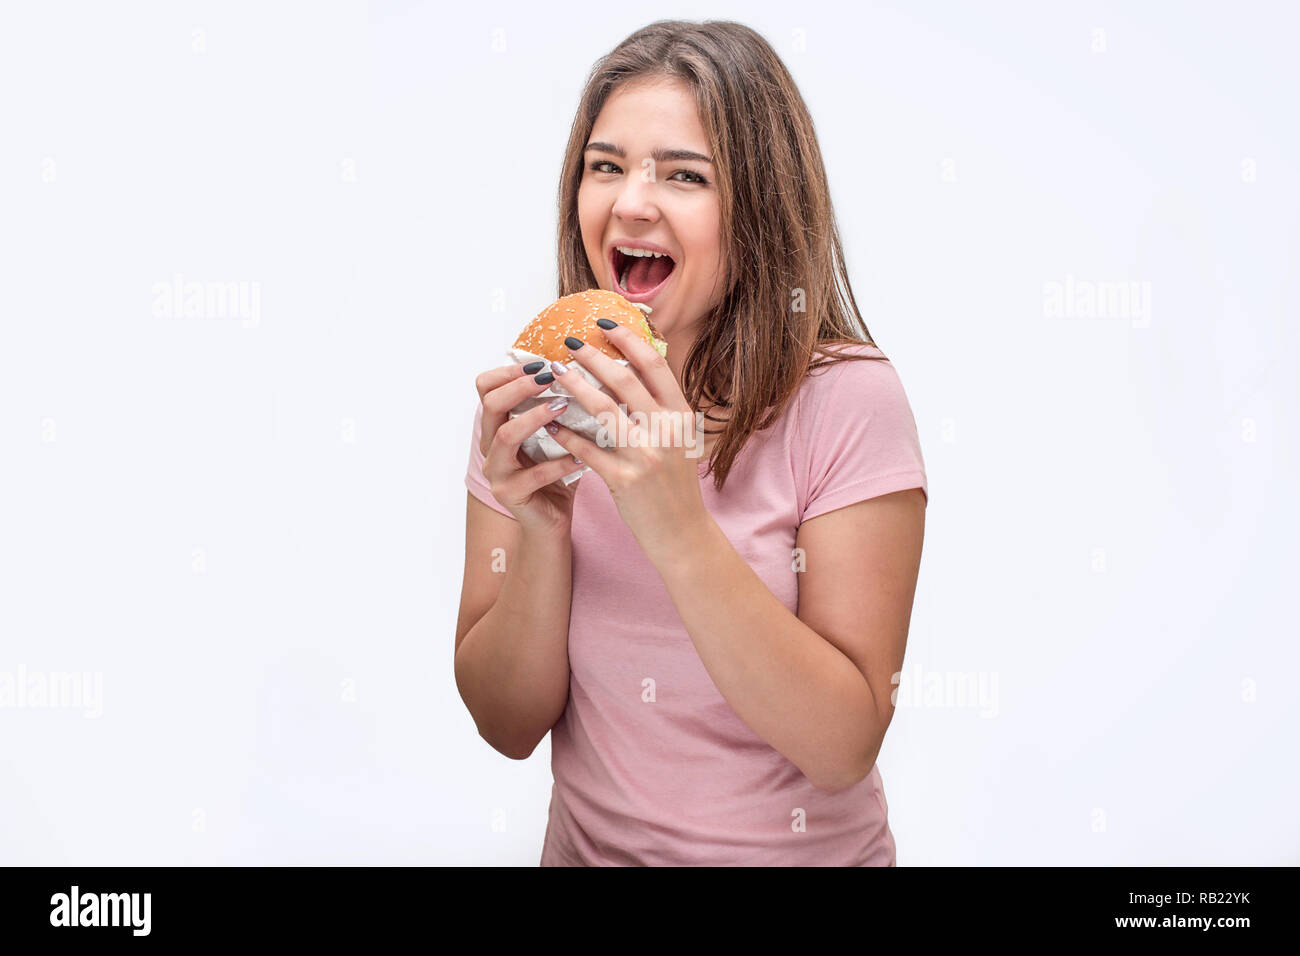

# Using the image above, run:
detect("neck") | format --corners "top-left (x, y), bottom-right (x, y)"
top-left (664, 315), bottom-right (709, 384)
top-left (663, 322), bottom-right (728, 459)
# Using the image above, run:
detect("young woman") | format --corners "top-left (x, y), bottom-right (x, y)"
top-left (455, 20), bottom-right (928, 866)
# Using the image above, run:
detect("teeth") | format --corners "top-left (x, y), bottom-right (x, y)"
top-left (615, 245), bottom-right (674, 292)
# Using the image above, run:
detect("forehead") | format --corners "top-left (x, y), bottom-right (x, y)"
top-left (591, 77), bottom-right (708, 146)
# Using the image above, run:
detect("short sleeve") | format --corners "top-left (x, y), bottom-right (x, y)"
top-left (797, 352), bottom-right (928, 523)
top-left (465, 403), bottom-right (518, 519)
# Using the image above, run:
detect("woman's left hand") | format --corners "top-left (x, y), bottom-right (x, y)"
top-left (543, 322), bottom-right (710, 559)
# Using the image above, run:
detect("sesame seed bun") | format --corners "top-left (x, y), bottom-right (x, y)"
top-left (513, 289), bottom-right (667, 362)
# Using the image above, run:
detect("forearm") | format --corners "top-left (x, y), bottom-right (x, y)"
top-left (455, 526), bottom-right (573, 759)
top-left (648, 518), bottom-right (882, 790)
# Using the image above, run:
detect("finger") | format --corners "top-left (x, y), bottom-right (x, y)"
top-left (495, 452), bottom-right (585, 504)
top-left (545, 421), bottom-right (616, 479)
top-left (560, 335), bottom-right (659, 415)
top-left (483, 396), bottom-right (570, 485)
top-left (480, 365), bottom-right (558, 457)
top-left (545, 357), bottom-right (632, 442)
top-left (475, 363), bottom-right (528, 401)
top-left (585, 320), bottom-right (687, 412)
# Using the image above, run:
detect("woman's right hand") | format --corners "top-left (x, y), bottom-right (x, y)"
top-left (475, 364), bottom-right (583, 534)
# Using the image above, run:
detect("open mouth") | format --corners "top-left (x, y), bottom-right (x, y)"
top-left (611, 246), bottom-right (677, 302)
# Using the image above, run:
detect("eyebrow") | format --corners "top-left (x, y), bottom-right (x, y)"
top-left (585, 141), bottom-right (713, 165)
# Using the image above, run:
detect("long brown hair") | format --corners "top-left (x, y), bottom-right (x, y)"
top-left (557, 19), bottom-right (890, 490)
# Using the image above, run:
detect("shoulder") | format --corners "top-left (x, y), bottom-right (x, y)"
top-left (790, 341), bottom-right (929, 516)
top-left (805, 341), bottom-right (891, 373)
top-left (796, 342), bottom-right (908, 417)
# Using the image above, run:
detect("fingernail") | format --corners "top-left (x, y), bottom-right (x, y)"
top-left (572, 456), bottom-right (583, 465)
top-left (565, 336), bottom-right (584, 350)
top-left (546, 396), bottom-right (568, 411)
top-left (550, 360), bottom-right (569, 376)
top-left (534, 371), bottom-right (554, 385)
top-left (544, 422), bottom-right (558, 434)
top-left (595, 318), bottom-right (616, 330)
top-left (522, 360), bottom-right (545, 374)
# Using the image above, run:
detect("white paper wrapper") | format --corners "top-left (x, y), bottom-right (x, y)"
top-left (507, 302), bottom-right (655, 487)
top-left (506, 347), bottom-right (622, 486)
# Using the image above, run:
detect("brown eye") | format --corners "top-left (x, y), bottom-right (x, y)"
top-left (672, 169), bottom-right (708, 184)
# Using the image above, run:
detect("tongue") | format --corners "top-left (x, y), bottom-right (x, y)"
top-left (625, 255), bottom-right (673, 294)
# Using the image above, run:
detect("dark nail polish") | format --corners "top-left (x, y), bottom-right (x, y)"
top-left (534, 371), bottom-right (555, 385)
top-left (595, 318), bottom-right (617, 330)
top-left (565, 336), bottom-right (584, 350)
top-left (522, 360), bottom-right (545, 374)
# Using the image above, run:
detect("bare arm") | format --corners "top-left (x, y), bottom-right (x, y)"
top-left (453, 493), bottom-right (573, 759)
top-left (647, 488), bottom-right (925, 791)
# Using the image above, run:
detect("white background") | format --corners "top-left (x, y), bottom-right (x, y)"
top-left (1, 0), bottom-right (1296, 865)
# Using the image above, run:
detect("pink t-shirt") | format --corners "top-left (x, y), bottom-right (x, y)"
top-left (464, 343), bottom-right (928, 866)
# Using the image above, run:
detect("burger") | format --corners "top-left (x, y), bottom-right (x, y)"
top-left (507, 289), bottom-right (667, 484)
top-left (512, 288), bottom-right (667, 363)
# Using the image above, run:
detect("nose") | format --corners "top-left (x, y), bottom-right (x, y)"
top-left (610, 169), bottom-right (660, 223)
